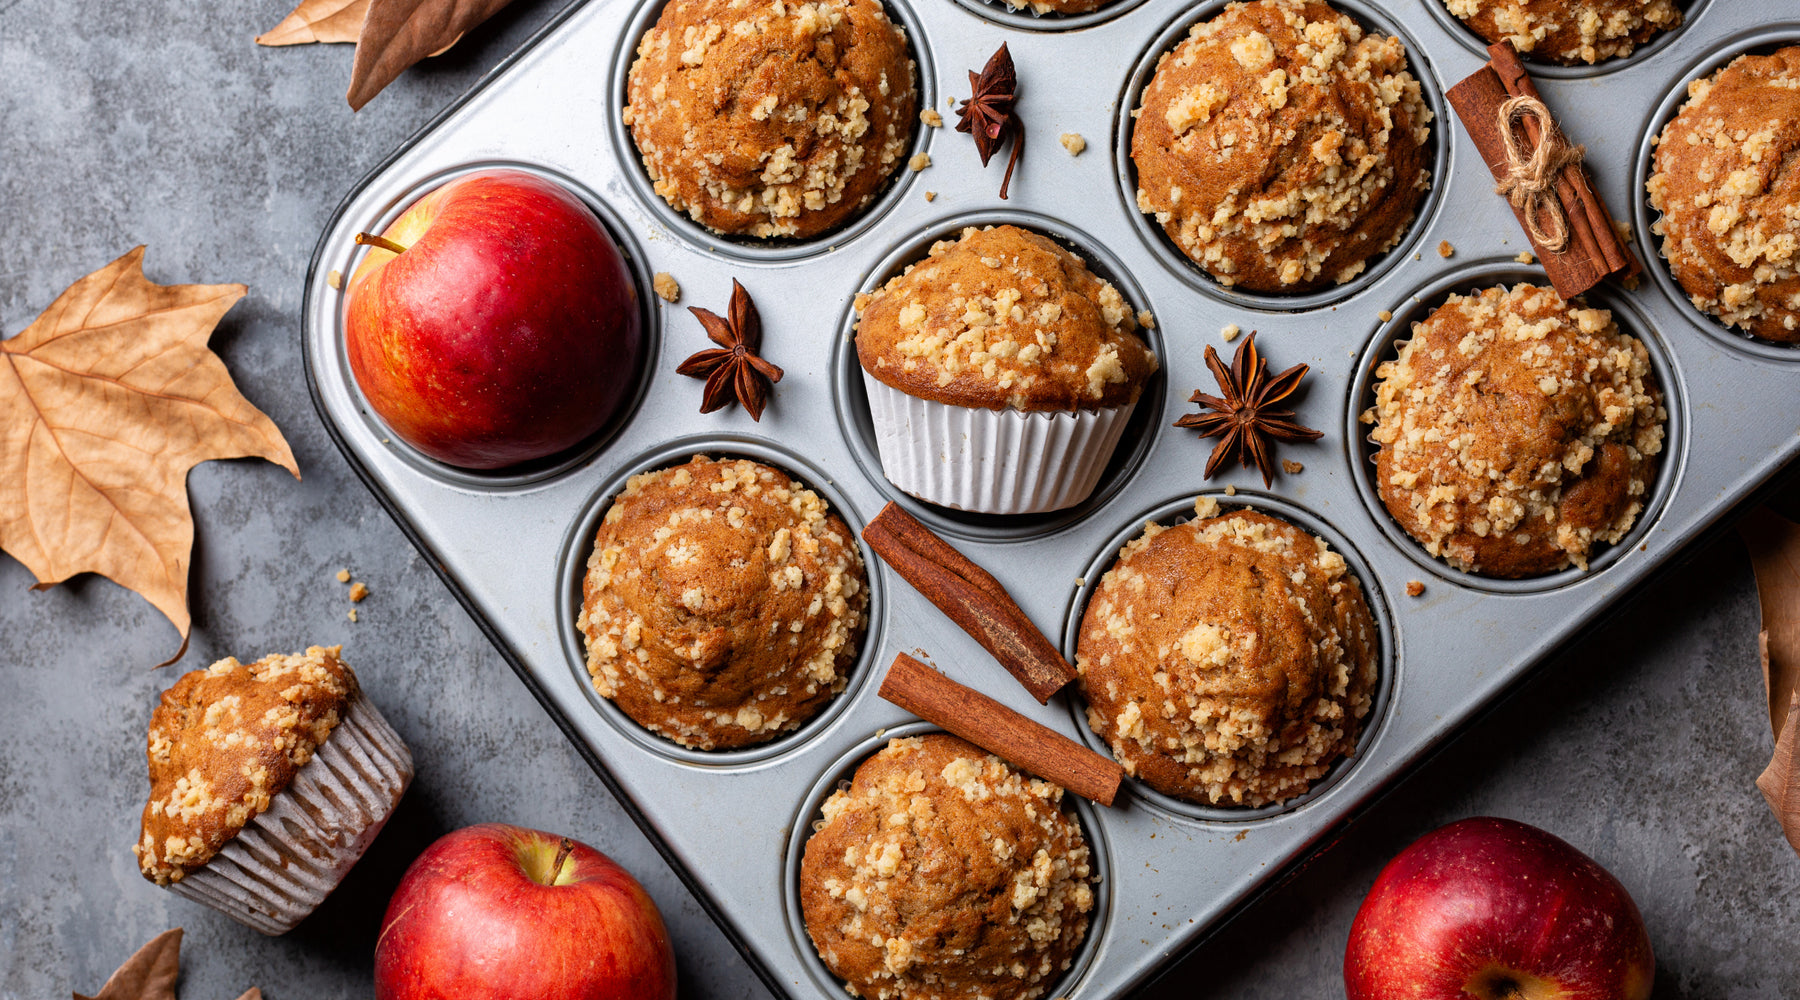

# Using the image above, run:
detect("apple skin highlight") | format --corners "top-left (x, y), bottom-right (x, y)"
top-left (1344, 816), bottom-right (1654, 1000)
top-left (346, 169), bottom-right (643, 470)
top-left (375, 823), bottom-right (677, 1000)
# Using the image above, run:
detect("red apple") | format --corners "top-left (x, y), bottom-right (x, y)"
top-left (375, 823), bottom-right (676, 1000)
top-left (1344, 817), bottom-right (1654, 1000)
top-left (346, 169), bottom-right (643, 469)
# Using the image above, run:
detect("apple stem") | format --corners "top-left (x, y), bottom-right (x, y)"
top-left (550, 837), bottom-right (575, 884)
top-left (355, 232), bottom-right (410, 255)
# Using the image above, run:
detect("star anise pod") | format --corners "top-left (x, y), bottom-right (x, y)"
top-left (677, 279), bottom-right (784, 421)
top-left (956, 43), bottom-right (1025, 200)
top-left (1174, 332), bottom-right (1323, 487)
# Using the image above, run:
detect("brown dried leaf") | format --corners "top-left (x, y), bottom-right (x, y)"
top-left (256, 0), bottom-right (368, 45)
top-left (1740, 506), bottom-right (1800, 855)
top-left (73, 928), bottom-right (182, 1000)
top-left (0, 249), bottom-right (299, 665)
top-left (347, 0), bottom-right (514, 110)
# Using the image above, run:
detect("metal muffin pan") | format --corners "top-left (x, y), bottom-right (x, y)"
top-left (301, 0), bottom-right (1800, 997)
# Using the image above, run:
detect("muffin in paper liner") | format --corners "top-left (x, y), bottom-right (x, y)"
top-left (135, 647), bottom-right (413, 935)
top-left (862, 372), bottom-right (1137, 514)
top-left (166, 689), bottom-right (412, 933)
top-left (854, 225), bottom-right (1157, 515)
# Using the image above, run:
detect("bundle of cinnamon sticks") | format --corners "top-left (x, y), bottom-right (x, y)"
top-left (1447, 42), bottom-right (1639, 298)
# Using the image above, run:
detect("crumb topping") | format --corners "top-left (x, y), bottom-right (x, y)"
top-left (1131, 0), bottom-right (1432, 293)
top-left (854, 225), bottom-right (1157, 411)
top-left (1075, 505), bottom-right (1378, 808)
top-left (623, 0), bottom-right (917, 239)
top-left (134, 646), bottom-right (356, 885)
top-left (578, 455), bottom-right (869, 749)
top-left (1446, 0), bottom-right (1679, 65)
top-left (800, 735), bottom-right (1094, 1000)
top-left (1648, 46), bottom-right (1800, 343)
top-left (1365, 284), bottom-right (1665, 577)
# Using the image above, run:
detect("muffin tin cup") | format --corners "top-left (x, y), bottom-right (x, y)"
top-left (1112, 0), bottom-right (1453, 313)
top-left (604, 0), bottom-right (938, 264)
top-left (329, 160), bottom-right (662, 493)
top-left (554, 434), bottom-right (887, 769)
top-left (1345, 260), bottom-right (1690, 595)
top-left (298, 0), bottom-right (1800, 996)
top-left (1632, 22), bottom-right (1800, 363)
top-left (780, 721), bottom-right (1114, 1000)
top-left (832, 208), bottom-right (1168, 542)
top-left (165, 689), bottom-right (414, 935)
top-left (1059, 491), bottom-right (1398, 826)
top-left (1422, 0), bottom-right (1715, 79)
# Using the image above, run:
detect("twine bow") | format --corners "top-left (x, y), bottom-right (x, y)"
top-left (1493, 96), bottom-right (1587, 253)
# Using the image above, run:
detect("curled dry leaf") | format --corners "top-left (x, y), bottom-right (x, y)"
top-left (74, 928), bottom-right (181, 1000)
top-left (73, 928), bottom-right (261, 1000)
top-left (256, 0), bottom-right (369, 46)
top-left (0, 248), bottom-right (299, 665)
top-left (347, 0), bottom-right (514, 110)
top-left (1740, 506), bottom-right (1800, 856)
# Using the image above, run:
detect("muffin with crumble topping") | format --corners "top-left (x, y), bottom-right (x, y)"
top-left (799, 734), bottom-right (1095, 1000)
top-left (1647, 46), bottom-right (1800, 343)
top-left (578, 455), bottom-right (869, 749)
top-left (853, 224), bottom-right (1158, 514)
top-left (1365, 284), bottom-right (1665, 576)
top-left (1131, 0), bottom-right (1433, 293)
top-left (134, 645), bottom-right (413, 934)
top-left (1445, 0), bottom-right (1680, 65)
top-left (1075, 499), bottom-right (1379, 807)
top-left (622, 0), bottom-right (917, 239)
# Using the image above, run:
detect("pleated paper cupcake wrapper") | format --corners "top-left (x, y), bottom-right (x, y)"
top-left (863, 373), bottom-right (1137, 515)
top-left (168, 689), bottom-right (414, 935)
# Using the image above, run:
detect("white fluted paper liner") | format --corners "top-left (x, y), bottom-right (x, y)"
top-left (863, 372), bottom-right (1138, 514)
top-left (167, 688), bottom-right (413, 935)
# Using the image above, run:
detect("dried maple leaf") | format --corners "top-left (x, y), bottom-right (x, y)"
top-left (678, 280), bottom-right (783, 420)
top-left (955, 43), bottom-right (1025, 199)
top-left (257, 0), bottom-right (369, 46)
top-left (1740, 507), bottom-right (1800, 857)
top-left (347, 0), bottom-right (513, 110)
top-left (1173, 332), bottom-right (1322, 488)
top-left (0, 248), bottom-right (299, 665)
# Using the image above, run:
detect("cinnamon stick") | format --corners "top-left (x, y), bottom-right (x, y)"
top-left (862, 503), bottom-right (1077, 702)
top-left (1447, 41), bottom-right (1640, 299)
top-left (880, 653), bottom-right (1123, 806)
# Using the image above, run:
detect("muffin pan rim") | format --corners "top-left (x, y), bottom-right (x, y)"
top-left (1630, 21), bottom-right (1800, 363)
top-left (1342, 259), bottom-right (1691, 595)
top-left (828, 207), bottom-right (1170, 544)
top-left (1109, 0), bottom-right (1455, 314)
top-left (1057, 489), bottom-right (1400, 826)
top-left (604, 0), bottom-right (941, 264)
top-left (778, 720), bottom-right (1115, 1000)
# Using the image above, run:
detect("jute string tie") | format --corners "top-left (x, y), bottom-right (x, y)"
top-left (1493, 95), bottom-right (1586, 253)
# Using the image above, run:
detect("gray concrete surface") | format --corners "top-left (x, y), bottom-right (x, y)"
top-left (1, 1), bottom-right (1794, 997)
